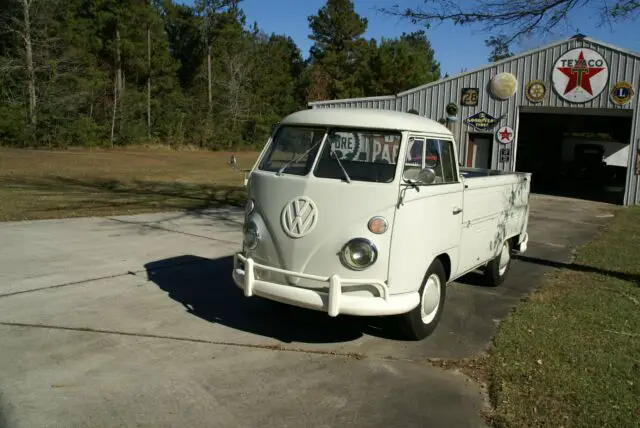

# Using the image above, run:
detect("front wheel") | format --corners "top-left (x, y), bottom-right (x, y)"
top-left (483, 240), bottom-right (512, 287)
top-left (397, 259), bottom-right (447, 341)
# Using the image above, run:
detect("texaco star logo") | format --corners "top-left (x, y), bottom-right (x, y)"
top-left (552, 48), bottom-right (608, 103)
top-left (496, 126), bottom-right (514, 145)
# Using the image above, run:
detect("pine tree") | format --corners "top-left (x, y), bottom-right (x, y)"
top-left (306, 0), bottom-right (369, 101)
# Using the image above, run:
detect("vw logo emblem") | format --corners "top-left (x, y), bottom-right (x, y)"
top-left (281, 196), bottom-right (318, 238)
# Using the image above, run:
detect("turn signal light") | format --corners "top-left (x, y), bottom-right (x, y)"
top-left (367, 216), bottom-right (388, 234)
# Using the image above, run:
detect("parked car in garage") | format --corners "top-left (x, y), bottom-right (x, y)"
top-left (230, 108), bottom-right (531, 340)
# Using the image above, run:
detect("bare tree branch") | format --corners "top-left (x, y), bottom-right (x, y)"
top-left (378, 0), bottom-right (639, 44)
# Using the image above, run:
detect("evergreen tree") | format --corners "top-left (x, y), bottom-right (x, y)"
top-left (0, 0), bottom-right (444, 150)
top-left (306, 0), bottom-right (369, 101)
top-left (367, 30), bottom-right (441, 95)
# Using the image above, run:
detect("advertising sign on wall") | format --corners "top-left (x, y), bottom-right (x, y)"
top-left (525, 80), bottom-right (547, 103)
top-left (551, 48), bottom-right (609, 103)
top-left (496, 126), bottom-right (515, 144)
top-left (610, 81), bottom-right (635, 106)
top-left (464, 111), bottom-right (500, 131)
top-left (500, 148), bottom-right (511, 163)
top-left (461, 88), bottom-right (479, 106)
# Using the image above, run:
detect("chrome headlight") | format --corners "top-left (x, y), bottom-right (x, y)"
top-left (339, 238), bottom-right (378, 271)
top-left (243, 219), bottom-right (259, 250)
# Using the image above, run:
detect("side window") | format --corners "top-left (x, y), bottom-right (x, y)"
top-left (403, 137), bottom-right (458, 184)
top-left (425, 139), bottom-right (458, 184)
top-left (438, 140), bottom-right (457, 182)
top-left (402, 137), bottom-right (424, 181)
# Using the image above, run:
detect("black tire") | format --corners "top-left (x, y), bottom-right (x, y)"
top-left (397, 258), bottom-right (447, 341)
top-left (483, 240), bottom-right (512, 287)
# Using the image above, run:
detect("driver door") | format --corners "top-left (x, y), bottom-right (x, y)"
top-left (387, 135), bottom-right (464, 294)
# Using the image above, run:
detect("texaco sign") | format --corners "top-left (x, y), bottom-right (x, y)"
top-left (551, 48), bottom-right (609, 103)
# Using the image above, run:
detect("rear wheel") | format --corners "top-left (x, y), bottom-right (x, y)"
top-left (397, 259), bottom-right (447, 341)
top-left (483, 240), bottom-right (512, 287)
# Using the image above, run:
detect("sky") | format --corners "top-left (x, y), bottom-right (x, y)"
top-left (178, 0), bottom-right (640, 77)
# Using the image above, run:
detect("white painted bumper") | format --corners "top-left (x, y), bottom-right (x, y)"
top-left (232, 253), bottom-right (419, 317)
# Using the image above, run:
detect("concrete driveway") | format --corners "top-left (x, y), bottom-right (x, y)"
top-left (0, 195), bottom-right (615, 427)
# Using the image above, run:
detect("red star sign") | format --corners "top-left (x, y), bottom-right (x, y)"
top-left (499, 128), bottom-right (512, 141)
top-left (557, 51), bottom-right (605, 95)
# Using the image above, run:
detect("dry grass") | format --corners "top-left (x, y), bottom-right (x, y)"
top-left (487, 206), bottom-right (640, 427)
top-left (0, 147), bottom-right (259, 221)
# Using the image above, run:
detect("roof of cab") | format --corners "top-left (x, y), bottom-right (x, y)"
top-left (279, 108), bottom-right (452, 135)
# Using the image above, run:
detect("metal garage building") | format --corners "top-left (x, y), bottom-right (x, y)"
top-left (308, 35), bottom-right (640, 206)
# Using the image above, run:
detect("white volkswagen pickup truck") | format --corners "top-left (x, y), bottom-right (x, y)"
top-left (231, 108), bottom-right (531, 340)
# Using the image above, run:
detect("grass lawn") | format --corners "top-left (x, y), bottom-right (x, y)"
top-left (487, 206), bottom-right (640, 427)
top-left (0, 147), bottom-right (258, 221)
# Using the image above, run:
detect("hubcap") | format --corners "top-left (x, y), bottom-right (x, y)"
top-left (498, 242), bottom-right (510, 276)
top-left (420, 273), bottom-right (441, 324)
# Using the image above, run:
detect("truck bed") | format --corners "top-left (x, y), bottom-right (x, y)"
top-left (459, 166), bottom-right (527, 178)
top-left (459, 166), bottom-right (531, 261)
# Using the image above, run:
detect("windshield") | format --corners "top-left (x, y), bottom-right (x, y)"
top-left (258, 126), bottom-right (326, 175)
top-left (314, 129), bottom-right (402, 183)
top-left (257, 126), bottom-right (403, 183)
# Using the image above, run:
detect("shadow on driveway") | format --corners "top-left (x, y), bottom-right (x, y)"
top-left (513, 254), bottom-right (640, 286)
top-left (144, 255), bottom-right (407, 345)
top-left (144, 250), bottom-right (637, 357)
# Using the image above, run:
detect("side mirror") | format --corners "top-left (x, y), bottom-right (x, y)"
top-left (416, 168), bottom-right (436, 185)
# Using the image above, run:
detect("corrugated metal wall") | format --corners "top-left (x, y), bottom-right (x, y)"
top-left (309, 37), bottom-right (640, 205)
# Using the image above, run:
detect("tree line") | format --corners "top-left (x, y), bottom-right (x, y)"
top-left (0, 0), bottom-right (442, 150)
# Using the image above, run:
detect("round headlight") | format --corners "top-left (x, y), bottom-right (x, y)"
top-left (340, 238), bottom-right (378, 271)
top-left (243, 220), bottom-right (259, 250)
top-left (244, 198), bottom-right (255, 216)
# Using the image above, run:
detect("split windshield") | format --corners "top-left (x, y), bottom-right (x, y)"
top-left (258, 126), bottom-right (403, 183)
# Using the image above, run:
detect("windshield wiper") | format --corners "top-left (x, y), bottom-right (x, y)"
top-left (276, 134), bottom-right (327, 176)
top-left (402, 177), bottom-right (420, 191)
top-left (330, 150), bottom-right (351, 183)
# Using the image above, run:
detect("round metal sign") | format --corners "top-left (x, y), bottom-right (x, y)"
top-left (496, 126), bottom-right (514, 145)
top-left (490, 72), bottom-right (517, 99)
top-left (525, 80), bottom-right (547, 103)
top-left (610, 81), bottom-right (635, 105)
top-left (551, 48), bottom-right (609, 103)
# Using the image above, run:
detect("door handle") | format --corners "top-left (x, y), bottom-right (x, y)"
top-left (453, 207), bottom-right (463, 215)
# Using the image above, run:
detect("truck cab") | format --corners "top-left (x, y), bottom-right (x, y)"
top-left (232, 108), bottom-right (530, 340)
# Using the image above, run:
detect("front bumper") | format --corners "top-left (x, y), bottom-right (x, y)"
top-left (232, 252), bottom-right (419, 317)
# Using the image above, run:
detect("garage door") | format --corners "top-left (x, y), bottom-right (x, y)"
top-left (516, 109), bottom-right (633, 204)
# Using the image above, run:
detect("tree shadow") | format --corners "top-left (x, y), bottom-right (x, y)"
top-left (0, 397), bottom-right (8, 428)
top-left (514, 254), bottom-right (640, 286)
top-left (144, 255), bottom-right (406, 344)
top-left (1, 175), bottom-right (249, 224)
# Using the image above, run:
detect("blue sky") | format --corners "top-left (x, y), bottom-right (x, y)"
top-left (178, 0), bottom-right (640, 77)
